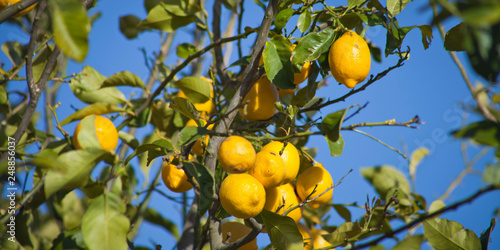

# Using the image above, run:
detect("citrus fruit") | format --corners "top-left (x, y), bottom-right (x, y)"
top-left (239, 76), bottom-right (279, 121)
top-left (277, 87), bottom-right (296, 97)
top-left (177, 77), bottom-right (215, 114)
top-left (218, 136), bottom-right (256, 173)
top-left (161, 158), bottom-right (194, 193)
top-left (221, 221), bottom-right (258, 250)
top-left (0, 0), bottom-right (37, 18)
top-left (73, 115), bottom-right (118, 151)
top-left (261, 141), bottom-right (300, 183)
top-left (296, 163), bottom-right (333, 208)
top-left (219, 173), bottom-right (266, 219)
top-left (185, 119), bottom-right (214, 156)
top-left (311, 227), bottom-right (332, 249)
top-left (297, 222), bottom-right (313, 250)
top-left (249, 151), bottom-right (286, 189)
top-left (328, 30), bottom-right (371, 88)
top-left (293, 61), bottom-right (311, 85)
top-left (264, 183), bottom-right (302, 223)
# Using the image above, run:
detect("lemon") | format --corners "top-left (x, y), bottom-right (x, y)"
top-left (161, 158), bottom-right (194, 193)
top-left (177, 77), bottom-right (215, 114)
top-left (261, 141), bottom-right (300, 183)
top-left (218, 136), bottom-right (256, 173)
top-left (249, 151), bottom-right (286, 189)
top-left (296, 163), bottom-right (333, 208)
top-left (0, 0), bottom-right (37, 18)
top-left (221, 221), bottom-right (258, 250)
top-left (264, 183), bottom-right (302, 223)
top-left (73, 115), bottom-right (118, 151)
top-left (219, 173), bottom-right (266, 219)
top-left (185, 119), bottom-right (214, 156)
top-left (311, 227), bottom-right (332, 249)
top-left (293, 61), bottom-right (311, 85)
top-left (239, 76), bottom-right (279, 121)
top-left (297, 222), bottom-right (313, 250)
top-left (328, 30), bottom-right (371, 88)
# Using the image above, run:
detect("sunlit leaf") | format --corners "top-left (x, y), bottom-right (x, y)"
top-left (387, 0), bottom-right (411, 16)
top-left (170, 96), bottom-right (199, 120)
top-left (424, 217), bottom-right (481, 250)
top-left (409, 147), bottom-right (429, 181)
top-left (222, 0), bottom-right (238, 12)
top-left (60, 103), bottom-right (125, 126)
top-left (392, 234), bottom-right (424, 250)
top-left (49, 0), bottom-right (89, 62)
top-left (297, 9), bottom-right (311, 33)
top-left (118, 131), bottom-right (139, 150)
top-left (176, 126), bottom-right (207, 149)
top-left (264, 36), bottom-right (295, 90)
top-left (292, 27), bottom-right (336, 66)
top-left (260, 210), bottom-right (303, 250)
top-left (119, 15), bottom-right (150, 39)
top-left (347, 0), bottom-right (366, 11)
top-left (360, 165), bottom-right (410, 198)
top-left (325, 134), bottom-right (344, 157)
top-left (70, 66), bottom-right (127, 105)
top-left (275, 8), bottom-right (295, 30)
top-left (32, 45), bottom-right (57, 83)
top-left (81, 193), bottom-right (130, 250)
top-left (175, 76), bottom-right (211, 103)
top-left (322, 222), bottom-right (362, 246)
top-left (124, 139), bottom-right (174, 165)
top-left (139, 3), bottom-right (196, 32)
top-left (429, 199), bottom-right (445, 214)
top-left (102, 71), bottom-right (147, 91)
top-left (176, 43), bottom-right (198, 59)
top-left (483, 164), bottom-right (500, 187)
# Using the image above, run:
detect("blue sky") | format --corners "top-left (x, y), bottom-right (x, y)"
top-left (1, 0), bottom-right (499, 249)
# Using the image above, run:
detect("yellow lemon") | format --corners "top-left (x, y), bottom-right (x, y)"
top-left (277, 87), bottom-right (297, 97)
top-left (297, 222), bottom-right (313, 250)
top-left (218, 136), bottom-right (256, 173)
top-left (328, 30), bottom-right (371, 88)
top-left (249, 151), bottom-right (286, 189)
top-left (73, 115), bottom-right (118, 151)
top-left (261, 141), bottom-right (300, 184)
top-left (293, 61), bottom-right (311, 85)
top-left (296, 163), bottom-right (333, 209)
top-left (219, 173), bottom-right (266, 219)
top-left (0, 0), bottom-right (37, 18)
top-left (177, 77), bottom-right (215, 114)
top-left (221, 221), bottom-right (258, 250)
top-left (239, 76), bottom-right (279, 122)
top-left (185, 119), bottom-right (214, 156)
top-left (264, 183), bottom-right (302, 223)
top-left (311, 227), bottom-right (332, 249)
top-left (161, 158), bottom-right (194, 193)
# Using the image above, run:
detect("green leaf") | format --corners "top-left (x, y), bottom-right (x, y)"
top-left (81, 193), bottom-right (130, 250)
top-left (291, 62), bottom-right (320, 107)
top-left (144, 208), bottom-right (179, 240)
top-left (424, 217), bottom-right (481, 250)
top-left (176, 43), bottom-right (198, 59)
top-left (333, 204), bottom-right (351, 222)
top-left (183, 162), bottom-right (214, 215)
top-left (161, 0), bottom-right (200, 16)
top-left (0, 85), bottom-right (7, 106)
top-left (360, 165), bottom-right (411, 198)
top-left (348, 0), bottom-right (366, 11)
top-left (322, 222), bottom-right (362, 246)
top-left (264, 36), bottom-right (296, 90)
top-left (325, 134), bottom-right (344, 157)
top-left (52, 228), bottom-right (87, 250)
top-left (452, 120), bottom-right (500, 147)
top-left (144, 0), bottom-right (163, 12)
top-left (60, 103), bottom-right (125, 126)
top-left (44, 149), bottom-right (109, 198)
top-left (139, 3), bottom-right (196, 32)
top-left (1, 41), bottom-right (26, 67)
top-left (128, 99), bottom-right (153, 128)
top-left (483, 164), bottom-right (500, 187)
top-left (291, 27), bottom-right (336, 65)
top-left (297, 9), bottom-right (311, 33)
top-left (124, 139), bottom-right (174, 165)
top-left (222, 0), bottom-right (238, 12)
top-left (480, 218), bottom-right (496, 250)
top-left (102, 71), bottom-right (147, 91)
top-left (171, 96), bottom-right (199, 120)
top-left (387, 0), bottom-right (411, 16)
top-left (444, 23), bottom-right (471, 51)
top-left (32, 45), bottom-right (57, 83)
top-left (392, 234), bottom-right (425, 250)
top-left (49, 0), bottom-right (89, 62)
top-left (409, 147), bottom-right (429, 181)
top-left (459, 1), bottom-right (500, 27)
top-left (118, 131), bottom-right (140, 150)
top-left (385, 23), bottom-right (432, 56)
top-left (227, 55), bottom-right (251, 68)
top-left (70, 66), bottom-right (127, 105)
top-left (175, 76), bottom-right (211, 103)
top-left (260, 210), bottom-right (303, 250)
top-left (119, 15), bottom-right (149, 39)
top-left (75, 115), bottom-right (102, 149)
top-left (275, 8), bottom-right (295, 30)
top-left (176, 126), bottom-right (207, 149)
top-left (59, 191), bottom-right (85, 230)
top-left (340, 12), bottom-right (364, 29)
top-left (429, 199), bottom-right (446, 214)
top-left (321, 109), bottom-right (348, 142)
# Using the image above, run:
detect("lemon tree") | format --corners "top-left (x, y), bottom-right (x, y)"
top-left (1, 0), bottom-right (499, 249)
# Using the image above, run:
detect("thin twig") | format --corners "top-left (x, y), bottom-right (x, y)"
top-left (351, 129), bottom-right (407, 158)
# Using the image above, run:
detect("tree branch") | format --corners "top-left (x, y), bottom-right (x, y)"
top-left (212, 0), bottom-right (230, 85)
top-left (0, 0), bottom-right (40, 24)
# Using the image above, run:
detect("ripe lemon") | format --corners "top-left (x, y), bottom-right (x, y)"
top-left (239, 76), bottom-right (279, 121)
top-left (73, 115), bottom-right (118, 151)
top-left (185, 119), bottom-right (214, 156)
top-left (261, 141), bottom-right (300, 184)
top-left (0, 0), bottom-right (37, 18)
top-left (264, 183), bottom-right (302, 223)
top-left (218, 136), bottom-right (256, 173)
top-left (277, 87), bottom-right (296, 97)
top-left (328, 30), bottom-right (371, 88)
top-left (161, 158), bottom-right (194, 193)
top-left (296, 163), bottom-right (333, 209)
top-left (249, 151), bottom-right (286, 189)
top-left (221, 221), bottom-right (258, 250)
top-left (219, 173), bottom-right (266, 219)
top-left (293, 61), bottom-right (311, 85)
top-left (177, 78), bottom-right (215, 114)
top-left (311, 227), bottom-right (332, 249)
top-left (297, 222), bottom-right (313, 250)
